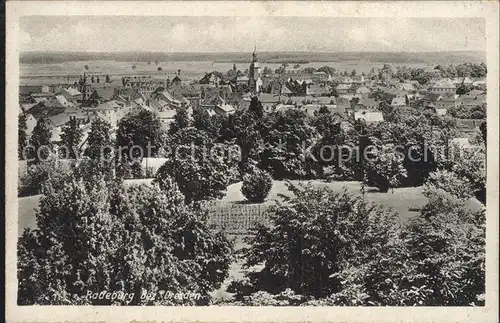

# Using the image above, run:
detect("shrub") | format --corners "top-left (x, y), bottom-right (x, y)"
top-left (241, 170), bottom-right (273, 203)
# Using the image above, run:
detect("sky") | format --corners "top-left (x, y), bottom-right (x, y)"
top-left (20, 16), bottom-right (486, 53)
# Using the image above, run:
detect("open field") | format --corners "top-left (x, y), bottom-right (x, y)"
top-left (21, 50), bottom-right (486, 65)
top-left (19, 50), bottom-right (486, 85)
top-left (20, 59), bottom-right (433, 86)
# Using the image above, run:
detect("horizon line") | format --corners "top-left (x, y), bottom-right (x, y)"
top-left (20, 50), bottom-right (486, 54)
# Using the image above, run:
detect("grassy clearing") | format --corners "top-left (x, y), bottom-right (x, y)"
top-left (17, 179), bottom-right (483, 235)
top-left (221, 180), bottom-right (428, 222)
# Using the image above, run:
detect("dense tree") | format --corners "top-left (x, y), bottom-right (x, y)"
top-left (18, 114), bottom-right (28, 160)
top-left (364, 143), bottom-right (408, 193)
top-left (18, 159), bottom-right (71, 197)
top-left (116, 110), bottom-right (165, 160)
top-left (86, 118), bottom-right (113, 160)
top-left (231, 180), bottom-right (485, 306)
top-left (456, 84), bottom-right (471, 95)
top-left (405, 188), bottom-right (485, 305)
top-left (168, 105), bottom-right (190, 136)
top-left (303, 67), bottom-right (317, 74)
top-left (449, 144), bottom-right (486, 204)
top-left (258, 109), bottom-right (317, 179)
top-left (423, 169), bottom-right (473, 200)
top-left (219, 110), bottom-right (264, 173)
top-left (330, 187), bottom-right (485, 306)
top-left (192, 106), bottom-right (221, 139)
top-left (248, 96), bottom-right (264, 119)
top-left (470, 104), bottom-right (486, 119)
top-left (18, 176), bottom-right (233, 305)
top-left (28, 118), bottom-right (53, 164)
top-left (310, 112), bottom-right (347, 179)
top-left (60, 118), bottom-right (83, 159)
top-left (317, 66), bottom-right (335, 76)
top-left (480, 121), bottom-right (486, 145)
top-left (84, 118), bottom-right (114, 179)
top-left (237, 182), bottom-right (402, 300)
top-left (155, 127), bottom-right (230, 204)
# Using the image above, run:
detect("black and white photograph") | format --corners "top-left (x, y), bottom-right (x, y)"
top-left (5, 1), bottom-right (499, 322)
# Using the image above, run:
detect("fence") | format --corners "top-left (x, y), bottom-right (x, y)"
top-left (203, 202), bottom-right (273, 234)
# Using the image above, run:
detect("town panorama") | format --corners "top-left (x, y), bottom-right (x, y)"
top-left (17, 24), bottom-right (487, 307)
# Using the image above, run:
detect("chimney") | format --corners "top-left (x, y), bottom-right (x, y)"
top-left (177, 69), bottom-right (181, 76)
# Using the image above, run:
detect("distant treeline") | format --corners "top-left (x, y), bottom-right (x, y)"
top-left (20, 51), bottom-right (486, 65)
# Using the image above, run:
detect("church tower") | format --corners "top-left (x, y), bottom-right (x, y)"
top-left (248, 43), bottom-right (263, 93)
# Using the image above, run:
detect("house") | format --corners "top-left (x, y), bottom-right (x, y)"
top-left (200, 92), bottom-right (234, 116)
top-left (353, 110), bottom-right (384, 123)
top-left (171, 74), bottom-right (182, 89)
top-left (399, 82), bottom-right (417, 92)
top-left (419, 92), bottom-right (443, 107)
top-left (450, 137), bottom-right (472, 149)
top-left (282, 65), bottom-right (301, 74)
top-left (390, 96), bottom-right (407, 108)
top-left (280, 84), bottom-right (294, 97)
top-left (122, 76), bottom-right (157, 91)
top-left (20, 102), bottom-right (37, 114)
top-left (152, 90), bottom-right (182, 110)
top-left (214, 104), bottom-right (235, 115)
top-left (200, 72), bottom-right (223, 86)
top-left (355, 86), bottom-right (370, 96)
top-left (429, 79), bottom-right (456, 94)
top-left (336, 83), bottom-right (354, 94)
top-left (141, 158), bottom-right (169, 175)
top-left (274, 104), bottom-right (296, 113)
top-left (311, 71), bottom-right (329, 83)
top-left (315, 96), bottom-right (337, 105)
top-left (472, 78), bottom-right (486, 87)
top-left (234, 75), bottom-right (249, 85)
top-left (258, 93), bottom-right (282, 113)
top-left (301, 104), bottom-right (343, 117)
top-left (169, 85), bottom-right (201, 108)
top-left (436, 108), bottom-right (447, 116)
top-left (436, 93), bottom-right (458, 110)
top-left (57, 87), bottom-right (83, 103)
top-left (29, 92), bottom-right (55, 101)
top-left (305, 84), bottom-right (330, 96)
top-left (19, 85), bottom-right (51, 96)
top-left (338, 94), bottom-right (363, 102)
top-left (25, 98), bottom-right (67, 119)
top-left (357, 98), bottom-right (380, 110)
top-left (23, 113), bottom-right (38, 137)
top-left (157, 110), bottom-right (177, 129)
top-left (452, 77), bottom-right (474, 87)
top-left (459, 94), bottom-right (486, 108)
top-left (84, 87), bottom-right (115, 106)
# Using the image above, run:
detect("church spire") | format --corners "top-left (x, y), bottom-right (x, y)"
top-left (252, 42), bottom-right (258, 62)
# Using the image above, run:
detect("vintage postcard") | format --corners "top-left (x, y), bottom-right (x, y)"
top-left (4, 1), bottom-right (499, 322)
